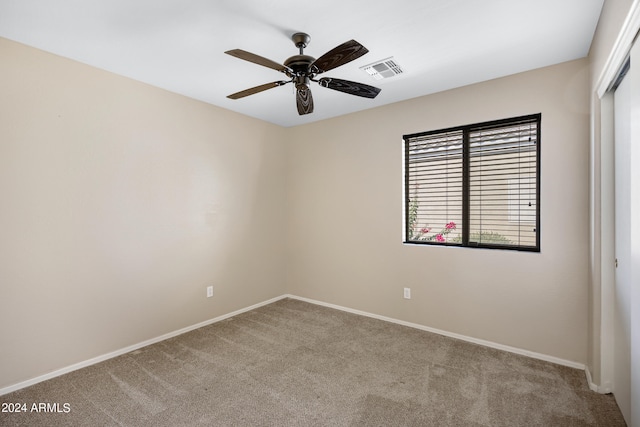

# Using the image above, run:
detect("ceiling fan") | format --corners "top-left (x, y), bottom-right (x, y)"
top-left (225, 32), bottom-right (381, 115)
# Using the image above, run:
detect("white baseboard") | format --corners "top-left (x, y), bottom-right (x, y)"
top-left (585, 366), bottom-right (599, 392)
top-left (2, 293), bottom-right (596, 396)
top-left (584, 366), bottom-right (612, 394)
top-left (0, 295), bottom-right (287, 396)
top-left (286, 294), bottom-right (587, 371)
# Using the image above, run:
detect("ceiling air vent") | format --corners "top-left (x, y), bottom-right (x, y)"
top-left (360, 57), bottom-right (404, 80)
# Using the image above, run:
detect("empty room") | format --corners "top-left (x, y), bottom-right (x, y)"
top-left (1, 0), bottom-right (638, 426)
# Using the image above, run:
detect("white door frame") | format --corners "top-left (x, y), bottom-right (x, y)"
top-left (592, 2), bottom-right (640, 425)
top-left (592, 0), bottom-right (638, 390)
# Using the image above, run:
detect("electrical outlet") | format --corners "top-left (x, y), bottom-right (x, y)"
top-left (404, 288), bottom-right (411, 299)
top-left (206, 286), bottom-right (213, 298)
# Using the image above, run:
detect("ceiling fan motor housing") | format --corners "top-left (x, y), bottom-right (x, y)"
top-left (284, 55), bottom-right (315, 76)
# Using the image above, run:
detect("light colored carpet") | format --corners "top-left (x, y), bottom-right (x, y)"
top-left (0, 298), bottom-right (626, 426)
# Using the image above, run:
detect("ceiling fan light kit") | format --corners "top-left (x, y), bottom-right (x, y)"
top-left (225, 32), bottom-right (381, 115)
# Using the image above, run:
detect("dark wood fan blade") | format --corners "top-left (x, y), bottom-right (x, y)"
top-left (225, 49), bottom-right (293, 74)
top-left (318, 77), bottom-right (381, 99)
top-left (296, 87), bottom-right (314, 115)
top-left (311, 40), bottom-right (369, 74)
top-left (227, 81), bottom-right (289, 99)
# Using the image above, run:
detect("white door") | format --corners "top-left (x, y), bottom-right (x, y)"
top-left (614, 67), bottom-right (631, 425)
top-left (613, 41), bottom-right (640, 424)
top-left (631, 41), bottom-right (640, 427)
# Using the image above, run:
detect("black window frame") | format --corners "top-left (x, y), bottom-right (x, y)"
top-left (403, 113), bottom-right (541, 252)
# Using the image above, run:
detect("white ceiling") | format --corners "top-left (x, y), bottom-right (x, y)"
top-left (0, 0), bottom-right (604, 127)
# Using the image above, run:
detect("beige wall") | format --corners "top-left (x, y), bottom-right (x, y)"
top-left (1, 35), bottom-right (594, 391)
top-left (0, 38), bottom-right (288, 390)
top-left (286, 58), bottom-right (591, 364)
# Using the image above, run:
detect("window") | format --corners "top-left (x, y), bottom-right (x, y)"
top-left (404, 114), bottom-right (540, 252)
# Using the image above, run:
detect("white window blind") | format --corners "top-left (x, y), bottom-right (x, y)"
top-left (405, 130), bottom-right (463, 243)
top-left (404, 114), bottom-right (540, 251)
